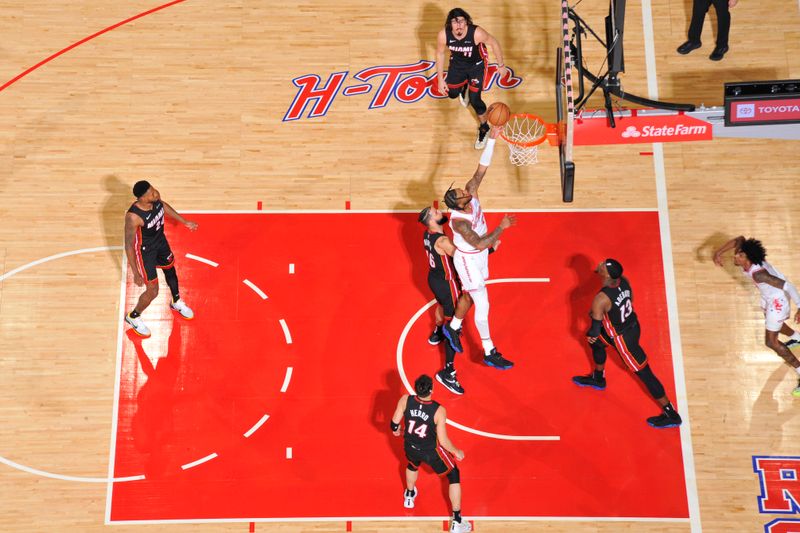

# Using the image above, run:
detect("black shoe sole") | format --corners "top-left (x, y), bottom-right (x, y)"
top-left (572, 378), bottom-right (606, 390)
top-left (483, 358), bottom-right (513, 370)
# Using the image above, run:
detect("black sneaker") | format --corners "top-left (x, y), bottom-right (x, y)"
top-left (647, 411), bottom-right (683, 428)
top-left (428, 326), bottom-right (444, 345)
top-left (475, 122), bottom-right (490, 149)
top-left (572, 373), bottom-right (606, 390)
top-left (436, 369), bottom-right (465, 395)
top-left (786, 339), bottom-right (800, 350)
top-left (676, 40), bottom-right (701, 55)
top-left (483, 348), bottom-right (514, 369)
top-left (442, 323), bottom-right (463, 353)
top-left (709, 45), bottom-right (729, 61)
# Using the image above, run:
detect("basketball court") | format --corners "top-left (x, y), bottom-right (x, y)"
top-left (1, 1), bottom-right (799, 532)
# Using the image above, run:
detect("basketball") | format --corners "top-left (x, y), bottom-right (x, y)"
top-left (486, 102), bottom-right (511, 126)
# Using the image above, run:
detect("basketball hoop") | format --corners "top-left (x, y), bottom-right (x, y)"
top-left (499, 114), bottom-right (552, 166)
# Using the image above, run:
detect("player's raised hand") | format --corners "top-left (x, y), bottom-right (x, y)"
top-left (500, 214), bottom-right (517, 229)
top-left (489, 124), bottom-right (504, 139)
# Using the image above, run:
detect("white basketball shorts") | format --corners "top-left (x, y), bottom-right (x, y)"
top-left (454, 249), bottom-right (489, 291)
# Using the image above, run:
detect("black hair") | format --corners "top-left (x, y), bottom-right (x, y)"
top-left (739, 238), bottom-right (767, 265)
top-left (445, 8), bottom-right (472, 30)
top-left (132, 180), bottom-right (151, 198)
top-left (418, 207), bottom-right (431, 226)
top-left (414, 374), bottom-right (433, 397)
top-left (443, 183), bottom-right (464, 211)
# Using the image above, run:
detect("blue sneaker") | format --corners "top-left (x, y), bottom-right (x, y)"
top-left (443, 323), bottom-right (463, 353)
top-left (647, 412), bottom-right (682, 428)
top-left (483, 348), bottom-right (513, 370)
top-left (572, 373), bottom-right (606, 390)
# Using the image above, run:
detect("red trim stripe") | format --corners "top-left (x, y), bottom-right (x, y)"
top-left (436, 445), bottom-right (455, 472)
top-left (601, 315), bottom-right (644, 371)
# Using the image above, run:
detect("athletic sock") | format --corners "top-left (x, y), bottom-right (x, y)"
top-left (453, 510), bottom-right (462, 523)
top-left (663, 402), bottom-right (678, 417)
top-left (794, 366), bottom-right (800, 376)
top-left (481, 338), bottom-right (495, 355)
top-left (592, 369), bottom-right (604, 380)
top-left (450, 317), bottom-right (463, 330)
top-left (792, 332), bottom-right (800, 341)
top-left (129, 310), bottom-right (141, 319)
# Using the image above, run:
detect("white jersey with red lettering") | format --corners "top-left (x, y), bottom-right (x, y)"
top-left (449, 197), bottom-right (490, 291)
top-left (449, 197), bottom-right (487, 254)
top-left (743, 261), bottom-right (791, 331)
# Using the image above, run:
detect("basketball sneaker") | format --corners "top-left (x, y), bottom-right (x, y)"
top-left (647, 411), bottom-right (683, 428)
top-left (474, 122), bottom-right (491, 149)
top-left (458, 85), bottom-right (469, 108)
top-left (428, 326), bottom-right (444, 345)
top-left (436, 369), bottom-right (465, 395)
top-left (450, 518), bottom-right (472, 533)
top-left (124, 313), bottom-right (151, 338)
top-left (483, 348), bottom-right (514, 370)
top-left (443, 323), bottom-right (463, 353)
top-left (572, 373), bottom-right (607, 390)
top-left (792, 379), bottom-right (800, 398)
top-left (786, 339), bottom-right (800, 350)
top-left (403, 487), bottom-right (417, 509)
top-left (170, 299), bottom-right (194, 320)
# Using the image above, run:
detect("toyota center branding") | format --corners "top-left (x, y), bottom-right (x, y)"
top-left (574, 112), bottom-right (713, 145)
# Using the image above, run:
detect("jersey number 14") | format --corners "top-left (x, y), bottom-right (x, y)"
top-left (407, 419), bottom-right (428, 438)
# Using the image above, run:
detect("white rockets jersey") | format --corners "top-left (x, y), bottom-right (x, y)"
top-left (743, 261), bottom-right (788, 303)
top-left (449, 197), bottom-right (487, 253)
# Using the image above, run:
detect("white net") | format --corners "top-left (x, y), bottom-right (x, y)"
top-left (502, 115), bottom-right (547, 166)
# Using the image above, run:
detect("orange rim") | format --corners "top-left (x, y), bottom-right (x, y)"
top-left (499, 113), bottom-right (554, 148)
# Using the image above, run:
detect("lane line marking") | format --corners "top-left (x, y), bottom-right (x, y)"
top-left (280, 367), bottom-right (294, 393)
top-left (244, 415), bottom-right (270, 438)
top-left (185, 253), bottom-right (219, 267)
top-left (243, 279), bottom-right (268, 299)
top-left (181, 453), bottom-right (218, 471)
top-left (279, 319), bottom-right (293, 344)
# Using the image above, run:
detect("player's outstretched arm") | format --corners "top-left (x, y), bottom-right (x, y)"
top-left (713, 235), bottom-right (744, 266)
top-left (162, 201), bottom-right (198, 231)
top-left (434, 407), bottom-right (464, 460)
top-left (464, 126), bottom-right (502, 196)
top-left (390, 395), bottom-right (408, 437)
top-left (452, 214), bottom-right (516, 251)
top-left (436, 29), bottom-right (448, 95)
top-left (124, 212), bottom-right (144, 286)
top-left (586, 292), bottom-right (611, 344)
top-left (474, 27), bottom-right (508, 79)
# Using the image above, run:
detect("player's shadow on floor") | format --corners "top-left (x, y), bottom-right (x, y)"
top-left (567, 253), bottom-right (601, 367)
top-left (696, 232), bottom-right (750, 289)
top-left (750, 362), bottom-right (800, 446)
top-left (371, 370), bottom-right (410, 491)
top-left (102, 174), bottom-right (132, 271)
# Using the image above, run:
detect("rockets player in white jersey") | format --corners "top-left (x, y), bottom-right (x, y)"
top-left (714, 236), bottom-right (800, 396)
top-left (442, 125), bottom-right (517, 370)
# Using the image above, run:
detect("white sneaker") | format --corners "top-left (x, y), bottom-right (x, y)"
top-left (170, 299), bottom-right (194, 320)
top-left (451, 518), bottom-right (472, 533)
top-left (125, 313), bottom-right (151, 337)
top-left (403, 487), bottom-right (417, 509)
top-left (458, 87), bottom-right (469, 108)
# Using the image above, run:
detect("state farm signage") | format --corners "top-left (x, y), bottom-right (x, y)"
top-left (573, 112), bottom-right (713, 145)
top-left (728, 97), bottom-right (800, 126)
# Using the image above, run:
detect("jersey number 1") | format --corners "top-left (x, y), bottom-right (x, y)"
top-left (407, 420), bottom-right (428, 438)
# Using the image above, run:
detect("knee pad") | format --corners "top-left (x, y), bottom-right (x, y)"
top-left (469, 90), bottom-right (487, 115)
top-left (590, 341), bottom-right (608, 366)
top-left (407, 463), bottom-right (418, 472)
top-left (446, 466), bottom-right (460, 484)
top-left (635, 365), bottom-right (665, 399)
